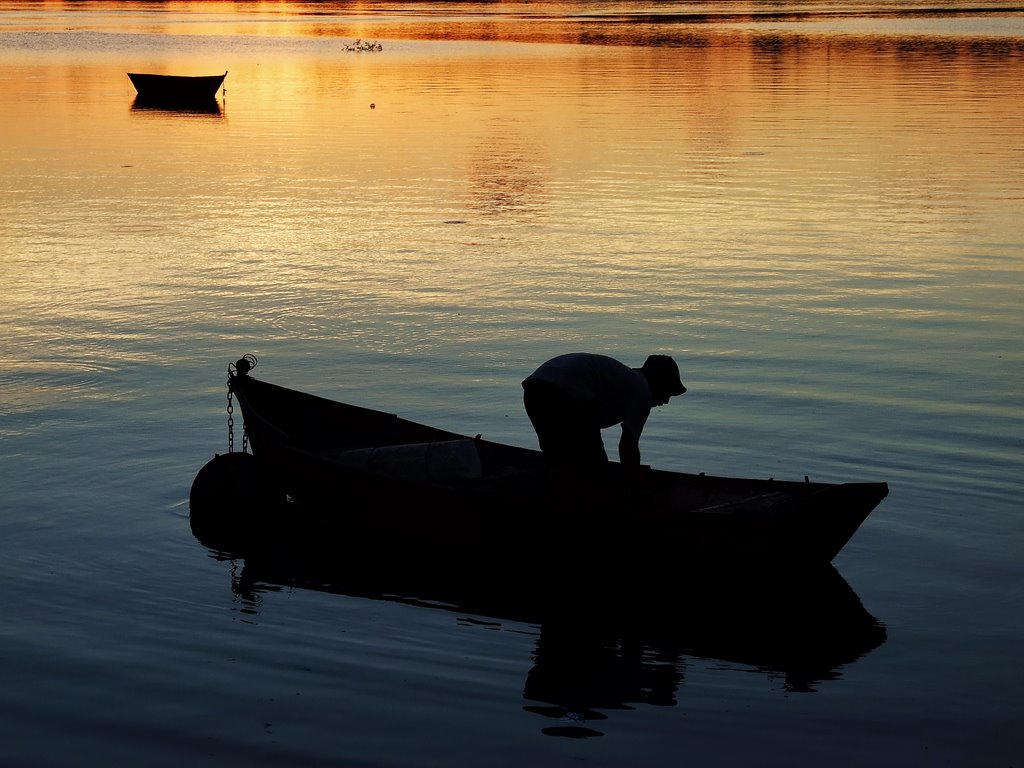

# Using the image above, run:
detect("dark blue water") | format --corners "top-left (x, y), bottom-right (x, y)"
top-left (1, 2), bottom-right (1022, 765)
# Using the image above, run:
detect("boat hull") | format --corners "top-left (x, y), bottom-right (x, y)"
top-left (189, 360), bottom-right (889, 575)
top-left (127, 71), bottom-right (227, 103)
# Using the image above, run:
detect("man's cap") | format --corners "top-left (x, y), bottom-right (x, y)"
top-left (642, 355), bottom-right (686, 396)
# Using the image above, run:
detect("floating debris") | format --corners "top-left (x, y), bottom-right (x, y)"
top-left (345, 39), bottom-right (383, 52)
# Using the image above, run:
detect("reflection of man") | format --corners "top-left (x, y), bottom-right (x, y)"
top-left (521, 353), bottom-right (686, 470)
top-left (522, 618), bottom-right (684, 738)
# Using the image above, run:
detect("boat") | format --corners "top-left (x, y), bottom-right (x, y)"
top-left (126, 71), bottom-right (227, 103)
top-left (189, 355), bottom-right (888, 577)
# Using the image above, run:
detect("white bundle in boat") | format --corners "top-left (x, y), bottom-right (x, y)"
top-left (336, 439), bottom-right (483, 483)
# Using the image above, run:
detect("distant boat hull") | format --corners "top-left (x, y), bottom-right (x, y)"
top-left (127, 71), bottom-right (227, 103)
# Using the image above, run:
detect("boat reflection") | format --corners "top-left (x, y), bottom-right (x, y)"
top-left (131, 95), bottom-right (223, 117)
top-left (521, 564), bottom-right (885, 737)
top-left (192, 516), bottom-right (887, 736)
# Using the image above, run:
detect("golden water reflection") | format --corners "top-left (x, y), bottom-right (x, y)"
top-left (7, 1), bottom-right (1024, 52)
top-left (1, 2), bottom-right (1022, 396)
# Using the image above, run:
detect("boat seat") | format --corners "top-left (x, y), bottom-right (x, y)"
top-left (335, 438), bottom-right (483, 483)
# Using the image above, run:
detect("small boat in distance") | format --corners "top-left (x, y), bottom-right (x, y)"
top-left (127, 71), bottom-right (227, 103)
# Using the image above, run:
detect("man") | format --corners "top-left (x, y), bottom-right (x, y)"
top-left (521, 352), bottom-right (686, 471)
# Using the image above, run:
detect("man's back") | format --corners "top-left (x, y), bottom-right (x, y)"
top-left (522, 353), bottom-right (651, 431)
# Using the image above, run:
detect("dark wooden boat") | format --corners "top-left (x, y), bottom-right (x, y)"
top-left (127, 71), bottom-right (227, 102)
top-left (190, 355), bottom-right (888, 576)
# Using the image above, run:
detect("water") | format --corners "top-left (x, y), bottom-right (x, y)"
top-left (1, 2), bottom-right (1022, 765)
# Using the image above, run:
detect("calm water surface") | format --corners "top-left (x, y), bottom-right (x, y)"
top-left (1, 2), bottom-right (1022, 766)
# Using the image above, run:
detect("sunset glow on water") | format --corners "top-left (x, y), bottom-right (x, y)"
top-left (1, 3), bottom-right (1022, 766)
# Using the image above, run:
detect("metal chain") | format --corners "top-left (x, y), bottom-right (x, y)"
top-left (227, 387), bottom-right (235, 453)
top-left (226, 356), bottom-right (255, 454)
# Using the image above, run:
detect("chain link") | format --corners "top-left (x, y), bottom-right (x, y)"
top-left (227, 388), bottom-right (235, 453)
top-left (226, 356), bottom-right (255, 454)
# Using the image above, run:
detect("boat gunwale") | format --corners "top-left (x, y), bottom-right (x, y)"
top-left (230, 372), bottom-right (888, 499)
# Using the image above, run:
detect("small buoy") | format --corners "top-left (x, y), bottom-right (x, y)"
top-left (370, 103), bottom-right (375, 109)
top-left (189, 452), bottom-right (271, 514)
top-left (189, 452), bottom-right (283, 553)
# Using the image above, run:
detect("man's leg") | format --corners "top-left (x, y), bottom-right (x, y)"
top-left (523, 381), bottom-right (606, 467)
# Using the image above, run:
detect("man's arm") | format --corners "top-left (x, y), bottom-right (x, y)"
top-left (618, 425), bottom-right (641, 465)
